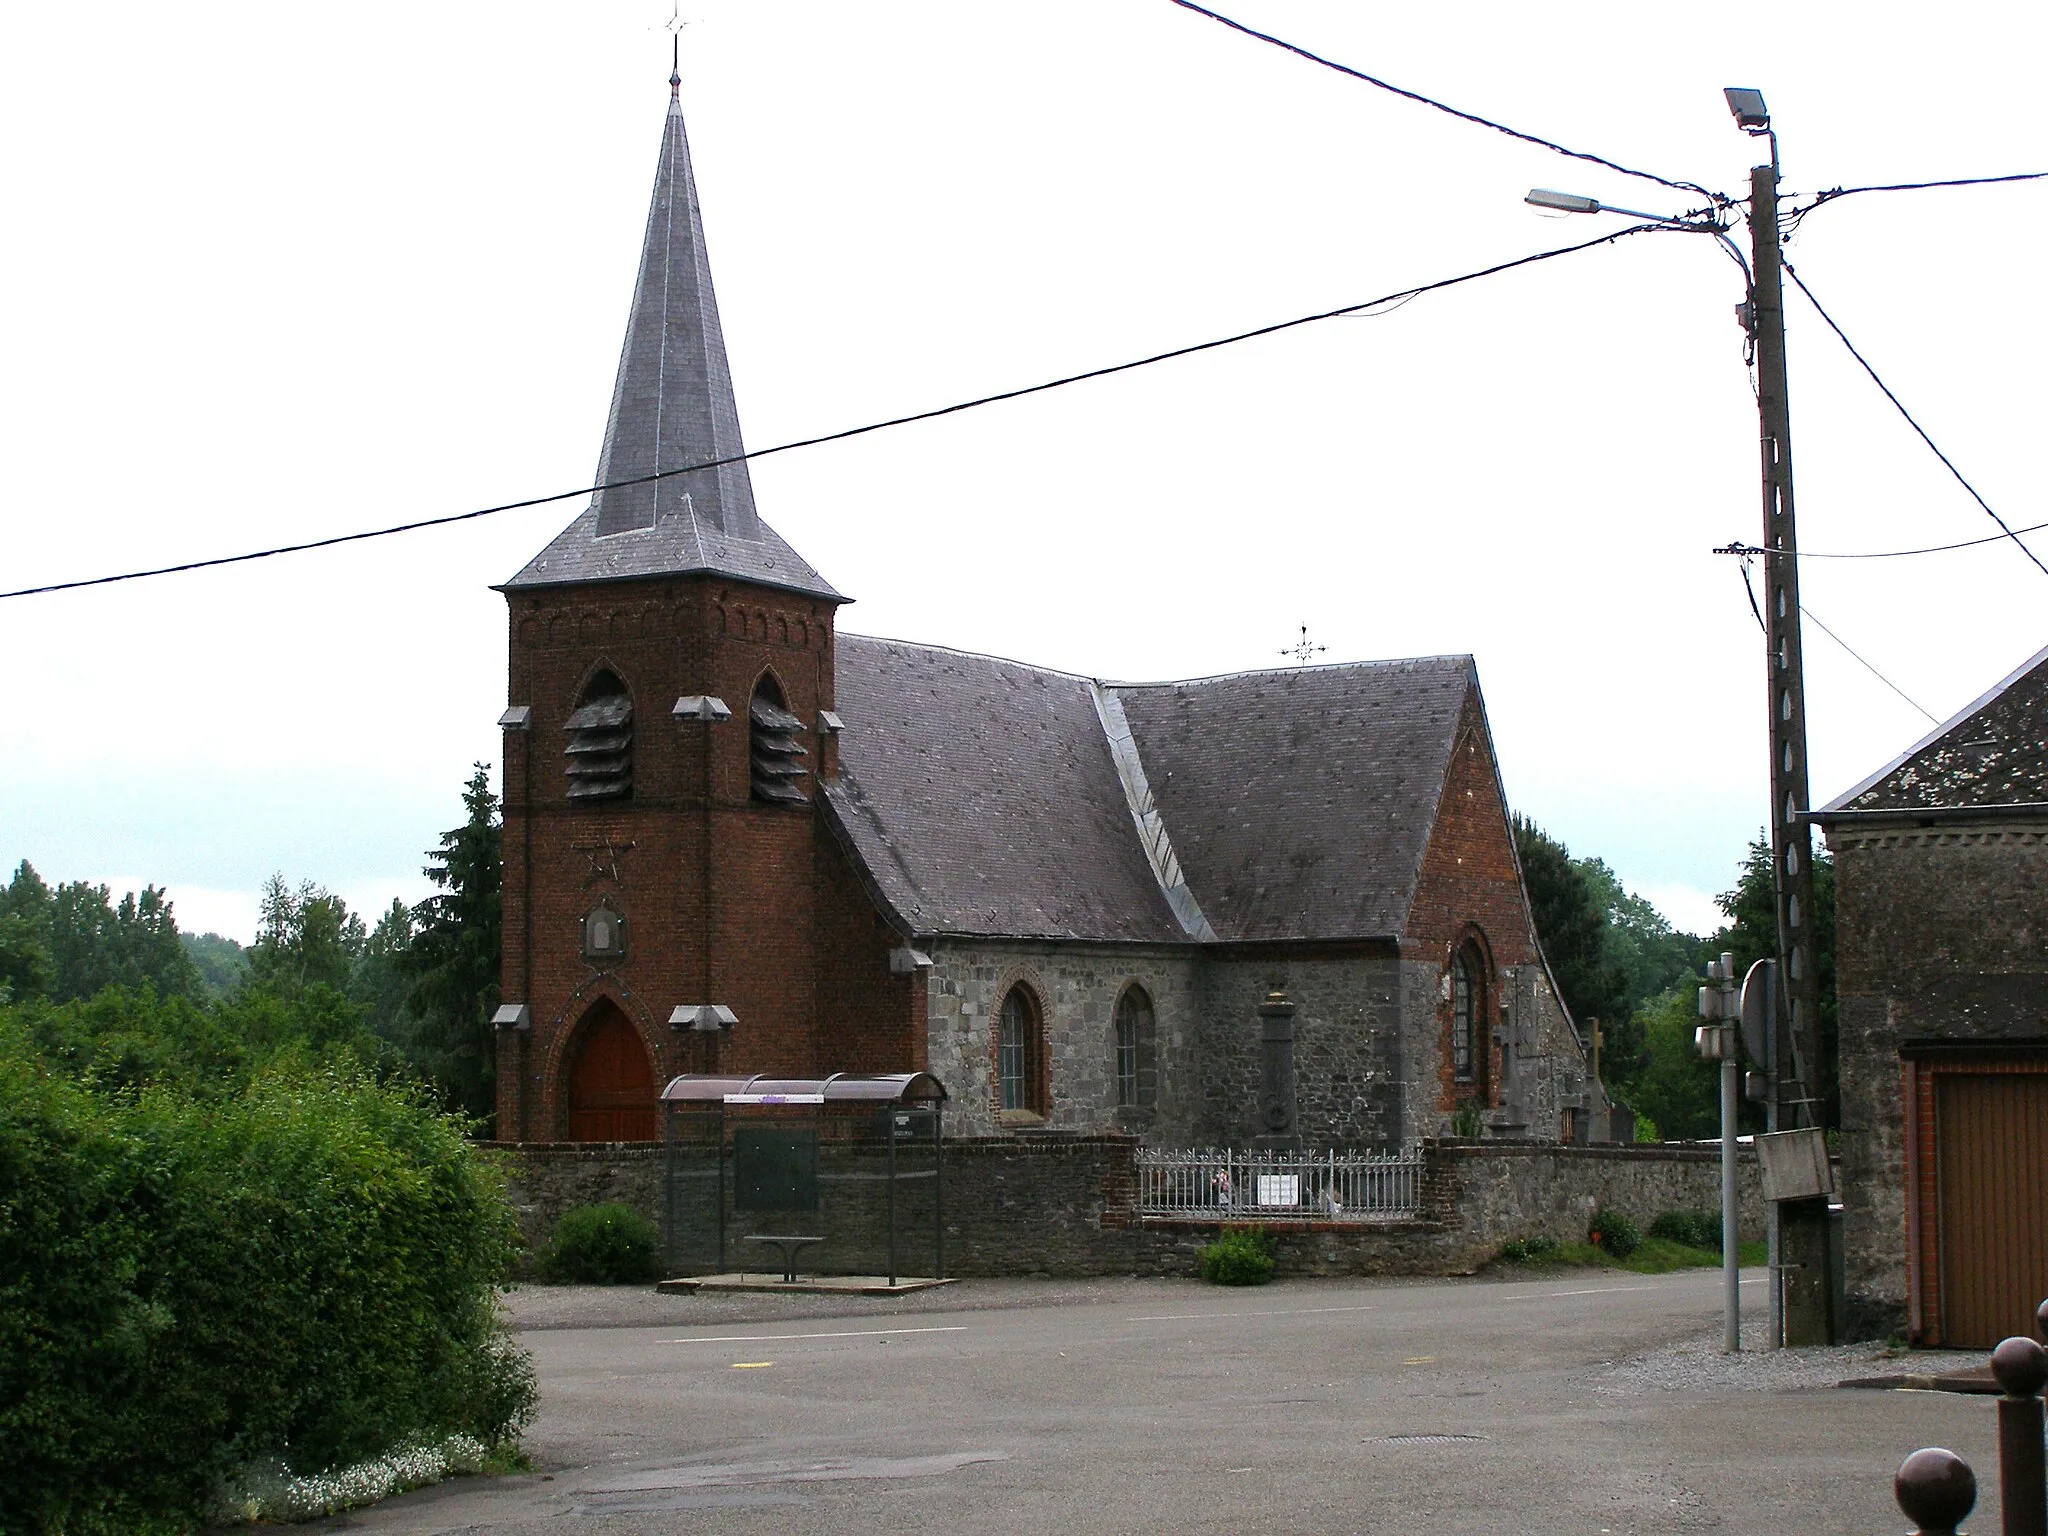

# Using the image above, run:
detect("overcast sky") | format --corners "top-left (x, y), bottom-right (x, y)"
top-left (2, 1), bottom-right (2042, 943)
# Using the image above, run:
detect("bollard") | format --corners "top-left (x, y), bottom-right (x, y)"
top-left (1993, 1333), bottom-right (2048, 1536)
top-left (1897, 1448), bottom-right (1978, 1536)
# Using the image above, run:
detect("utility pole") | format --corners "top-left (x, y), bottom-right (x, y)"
top-left (1729, 89), bottom-right (1825, 1135)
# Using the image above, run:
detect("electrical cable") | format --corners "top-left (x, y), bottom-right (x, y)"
top-left (1799, 605), bottom-right (1941, 725)
top-left (1720, 516), bottom-right (2048, 563)
top-left (1791, 171), bottom-right (2047, 221)
top-left (1781, 262), bottom-right (2048, 581)
top-left (0, 223), bottom-right (1664, 603)
top-left (1727, 550), bottom-right (1938, 723)
top-left (1167, 0), bottom-right (1722, 202)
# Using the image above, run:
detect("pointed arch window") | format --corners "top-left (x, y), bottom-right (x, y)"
top-left (565, 670), bottom-right (632, 801)
top-left (749, 676), bottom-right (808, 804)
top-left (1451, 948), bottom-right (1478, 1083)
top-left (997, 984), bottom-right (1046, 1117)
top-left (1114, 985), bottom-right (1156, 1110)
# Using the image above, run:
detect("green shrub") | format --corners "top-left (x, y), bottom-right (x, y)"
top-left (541, 1203), bottom-right (661, 1284)
top-left (1199, 1225), bottom-right (1277, 1286)
top-left (1449, 1104), bottom-right (1485, 1139)
top-left (1649, 1208), bottom-right (1723, 1251)
top-left (1587, 1208), bottom-right (1641, 1259)
top-left (0, 1018), bottom-right (533, 1535)
top-left (1497, 1233), bottom-right (1560, 1264)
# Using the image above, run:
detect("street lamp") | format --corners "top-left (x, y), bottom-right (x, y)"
top-left (1523, 187), bottom-right (1720, 230)
top-left (1529, 89), bottom-right (1831, 1349)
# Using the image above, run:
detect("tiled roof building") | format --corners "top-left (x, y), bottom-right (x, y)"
top-left (492, 77), bottom-right (1598, 1149)
top-left (1815, 642), bottom-right (2048, 1346)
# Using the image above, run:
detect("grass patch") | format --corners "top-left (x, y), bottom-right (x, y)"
top-left (1494, 1236), bottom-right (1768, 1274)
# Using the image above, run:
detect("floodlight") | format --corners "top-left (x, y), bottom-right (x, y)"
top-left (1723, 88), bottom-right (1770, 132)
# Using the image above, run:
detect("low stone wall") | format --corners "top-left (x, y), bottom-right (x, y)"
top-left (497, 1135), bottom-right (1761, 1280)
top-left (497, 1142), bottom-right (664, 1270)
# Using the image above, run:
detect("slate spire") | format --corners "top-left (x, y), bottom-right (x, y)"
top-left (590, 65), bottom-right (758, 539)
top-left (502, 73), bottom-right (840, 600)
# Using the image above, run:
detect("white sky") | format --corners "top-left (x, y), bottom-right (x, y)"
top-left (2, 1), bottom-right (2042, 944)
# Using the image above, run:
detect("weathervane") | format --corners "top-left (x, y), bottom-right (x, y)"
top-left (1280, 626), bottom-right (1327, 666)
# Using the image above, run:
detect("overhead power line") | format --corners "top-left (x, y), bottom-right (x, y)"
top-left (1167, 0), bottom-right (1720, 201)
top-left (1782, 261), bottom-right (2048, 581)
top-left (1719, 516), bottom-right (2048, 563)
top-left (1800, 605), bottom-right (1941, 725)
top-left (1725, 552), bottom-right (1939, 724)
top-left (1793, 171), bottom-right (2048, 218)
top-left (0, 223), bottom-right (1663, 604)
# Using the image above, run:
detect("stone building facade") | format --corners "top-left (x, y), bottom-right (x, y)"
top-left (491, 73), bottom-right (1602, 1158)
top-left (1815, 641), bottom-right (2048, 1345)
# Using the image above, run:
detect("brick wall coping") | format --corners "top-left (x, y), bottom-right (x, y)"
top-left (1426, 1138), bottom-right (1745, 1164)
top-left (1139, 1216), bottom-right (1447, 1236)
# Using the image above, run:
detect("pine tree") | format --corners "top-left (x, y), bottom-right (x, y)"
top-left (402, 766), bottom-right (503, 1127)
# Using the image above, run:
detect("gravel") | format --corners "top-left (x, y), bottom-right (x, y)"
top-left (1593, 1330), bottom-right (1985, 1395)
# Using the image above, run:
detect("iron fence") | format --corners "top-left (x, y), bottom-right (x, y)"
top-left (1135, 1146), bottom-right (1423, 1222)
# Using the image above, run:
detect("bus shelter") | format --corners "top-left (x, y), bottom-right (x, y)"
top-left (661, 1072), bottom-right (947, 1286)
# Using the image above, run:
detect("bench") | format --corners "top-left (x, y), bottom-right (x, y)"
top-left (742, 1234), bottom-right (825, 1283)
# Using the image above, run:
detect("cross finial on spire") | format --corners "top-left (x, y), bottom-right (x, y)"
top-left (666, 2), bottom-right (686, 96)
top-left (1281, 626), bottom-right (1328, 666)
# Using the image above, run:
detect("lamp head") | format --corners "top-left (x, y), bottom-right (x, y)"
top-left (1525, 188), bottom-right (1601, 214)
top-left (1723, 87), bottom-right (1770, 133)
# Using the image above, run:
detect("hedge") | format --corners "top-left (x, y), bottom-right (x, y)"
top-left (0, 1024), bottom-right (533, 1535)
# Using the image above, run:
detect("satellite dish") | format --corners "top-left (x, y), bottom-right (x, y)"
top-left (1739, 958), bottom-right (1776, 1066)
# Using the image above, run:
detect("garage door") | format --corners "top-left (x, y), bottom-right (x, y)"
top-left (1935, 1071), bottom-right (2048, 1347)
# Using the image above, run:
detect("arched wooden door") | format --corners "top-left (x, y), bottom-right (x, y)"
top-left (566, 1001), bottom-right (658, 1142)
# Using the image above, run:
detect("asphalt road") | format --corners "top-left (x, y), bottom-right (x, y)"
top-left (328, 1270), bottom-right (2004, 1535)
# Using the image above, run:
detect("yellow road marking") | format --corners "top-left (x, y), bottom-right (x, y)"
top-left (731, 1361), bottom-right (775, 1369)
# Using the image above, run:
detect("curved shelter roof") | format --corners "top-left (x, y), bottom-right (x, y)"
top-left (660, 1072), bottom-right (947, 1103)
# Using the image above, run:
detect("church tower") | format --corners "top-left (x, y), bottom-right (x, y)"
top-left (492, 65), bottom-right (856, 1142)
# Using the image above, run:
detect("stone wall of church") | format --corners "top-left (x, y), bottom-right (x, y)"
top-left (922, 940), bottom-right (1201, 1139)
top-left (1191, 952), bottom-right (1406, 1148)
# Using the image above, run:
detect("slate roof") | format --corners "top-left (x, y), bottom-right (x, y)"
top-left (503, 84), bottom-right (841, 602)
top-left (823, 636), bottom-right (1480, 944)
top-left (1818, 640), bottom-right (2048, 818)
top-left (1117, 658), bottom-right (1476, 942)
top-left (824, 637), bottom-right (1187, 942)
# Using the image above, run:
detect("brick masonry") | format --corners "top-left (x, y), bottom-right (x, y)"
top-left (1823, 822), bottom-right (2048, 1339)
top-left (497, 574), bottom-right (923, 1140)
top-left (502, 1136), bottom-right (1760, 1280)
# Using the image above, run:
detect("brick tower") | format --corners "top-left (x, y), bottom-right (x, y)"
top-left (492, 66), bottom-right (868, 1143)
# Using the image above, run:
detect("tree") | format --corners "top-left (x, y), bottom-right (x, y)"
top-left (353, 899), bottom-right (417, 1047)
top-left (1, 862), bottom-right (200, 1003)
top-left (1512, 816), bottom-right (1632, 1043)
top-left (179, 931), bottom-right (247, 996)
top-left (401, 767), bottom-right (503, 1126)
top-left (1574, 856), bottom-right (1703, 1006)
top-left (244, 876), bottom-right (363, 996)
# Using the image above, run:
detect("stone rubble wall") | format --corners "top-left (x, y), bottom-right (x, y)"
top-left (500, 1135), bottom-right (1761, 1280)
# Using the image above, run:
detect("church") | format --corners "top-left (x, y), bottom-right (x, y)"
top-left (490, 70), bottom-right (1600, 1151)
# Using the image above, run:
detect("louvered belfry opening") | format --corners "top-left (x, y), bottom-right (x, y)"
top-left (749, 677), bottom-right (808, 803)
top-left (565, 670), bottom-right (633, 801)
